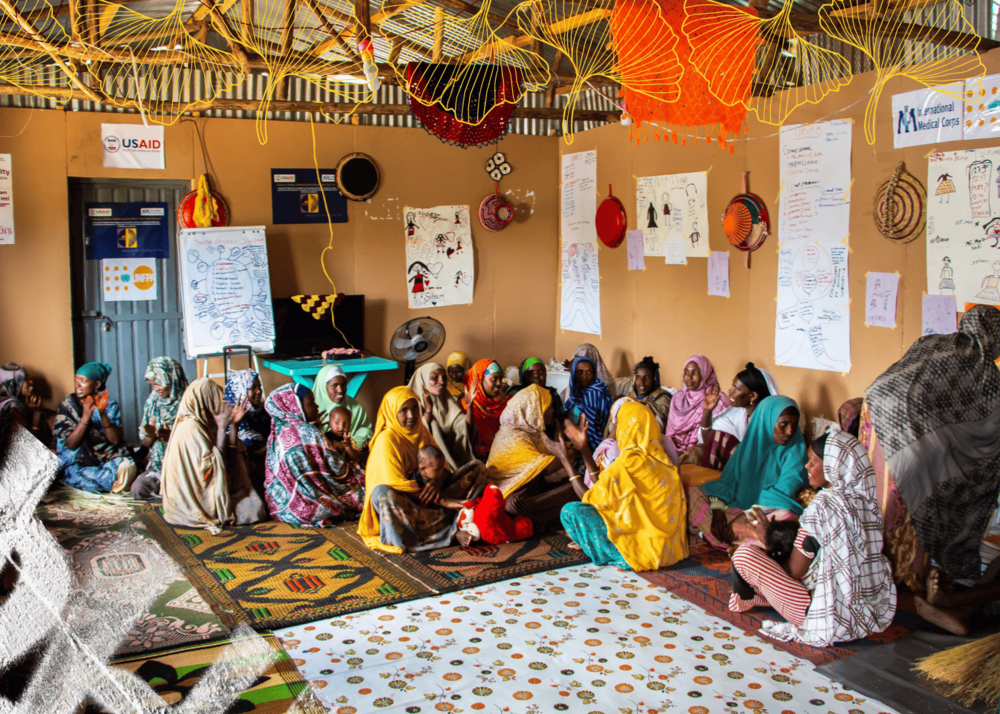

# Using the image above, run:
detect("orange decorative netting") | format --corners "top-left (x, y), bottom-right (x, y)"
top-left (621, 0), bottom-right (755, 152)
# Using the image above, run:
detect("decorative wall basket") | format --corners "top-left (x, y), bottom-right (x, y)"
top-left (873, 161), bottom-right (926, 244)
top-left (479, 188), bottom-right (514, 232)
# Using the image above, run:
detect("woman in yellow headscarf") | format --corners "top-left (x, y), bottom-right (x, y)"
top-left (359, 386), bottom-right (483, 553)
top-left (554, 401), bottom-right (688, 571)
top-left (446, 351), bottom-right (471, 401)
top-left (486, 384), bottom-right (578, 532)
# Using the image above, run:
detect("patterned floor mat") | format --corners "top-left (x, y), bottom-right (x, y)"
top-left (280, 564), bottom-right (900, 714)
top-left (135, 503), bottom-right (590, 631)
top-left (636, 537), bottom-right (927, 667)
top-left (83, 631), bottom-right (327, 714)
top-left (36, 488), bottom-right (227, 656)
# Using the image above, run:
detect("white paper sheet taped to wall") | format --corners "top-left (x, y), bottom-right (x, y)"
top-left (178, 226), bottom-right (275, 358)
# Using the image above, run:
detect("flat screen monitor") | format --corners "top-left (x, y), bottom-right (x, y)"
top-left (271, 295), bottom-right (365, 357)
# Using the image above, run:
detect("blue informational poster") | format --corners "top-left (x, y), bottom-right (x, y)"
top-left (85, 202), bottom-right (170, 259)
top-left (271, 169), bottom-right (348, 224)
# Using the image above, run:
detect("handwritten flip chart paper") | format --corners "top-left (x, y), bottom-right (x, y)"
top-left (626, 230), bottom-right (645, 271)
top-left (560, 151), bottom-right (601, 335)
top-left (178, 226), bottom-right (275, 358)
top-left (404, 205), bottom-right (474, 308)
top-left (636, 172), bottom-right (709, 258)
top-left (664, 235), bottom-right (687, 265)
top-left (775, 120), bottom-right (852, 373)
top-left (102, 258), bottom-right (157, 301)
top-left (708, 252), bottom-right (730, 297)
top-left (865, 272), bottom-right (899, 327)
top-left (926, 148), bottom-right (1000, 308)
top-left (922, 294), bottom-right (958, 335)
top-left (0, 154), bottom-right (13, 245)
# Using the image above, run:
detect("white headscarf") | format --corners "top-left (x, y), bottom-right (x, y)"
top-left (761, 430), bottom-right (896, 647)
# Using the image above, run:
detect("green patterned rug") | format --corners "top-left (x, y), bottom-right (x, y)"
top-left (135, 503), bottom-right (590, 631)
top-left (36, 488), bottom-right (227, 656)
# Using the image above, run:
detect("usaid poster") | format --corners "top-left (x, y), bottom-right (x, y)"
top-left (85, 203), bottom-right (169, 259)
top-left (101, 123), bottom-right (165, 169)
top-left (891, 84), bottom-right (963, 148)
top-left (270, 169), bottom-right (348, 224)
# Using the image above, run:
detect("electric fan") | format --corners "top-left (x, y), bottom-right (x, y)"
top-left (389, 317), bottom-right (446, 383)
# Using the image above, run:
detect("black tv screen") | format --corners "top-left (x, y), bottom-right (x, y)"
top-left (271, 295), bottom-right (365, 356)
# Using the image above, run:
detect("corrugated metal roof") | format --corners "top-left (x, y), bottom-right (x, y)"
top-left (0, 0), bottom-right (995, 137)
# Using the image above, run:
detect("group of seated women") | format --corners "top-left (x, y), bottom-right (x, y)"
top-left (26, 308), bottom-right (1000, 645)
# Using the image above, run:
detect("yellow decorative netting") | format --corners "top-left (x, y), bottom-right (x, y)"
top-left (515, 0), bottom-right (682, 143)
top-left (684, 0), bottom-right (853, 126)
top-left (818, 0), bottom-right (985, 143)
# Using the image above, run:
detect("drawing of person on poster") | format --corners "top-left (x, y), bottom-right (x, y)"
top-left (404, 205), bottom-right (474, 308)
top-left (939, 256), bottom-right (956, 293)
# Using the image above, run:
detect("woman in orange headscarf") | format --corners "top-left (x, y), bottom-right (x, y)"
top-left (463, 358), bottom-right (510, 460)
top-left (359, 386), bottom-right (483, 553)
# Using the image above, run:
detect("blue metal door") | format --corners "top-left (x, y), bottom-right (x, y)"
top-left (69, 178), bottom-right (194, 443)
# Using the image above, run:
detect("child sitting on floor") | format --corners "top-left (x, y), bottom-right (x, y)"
top-left (411, 445), bottom-right (466, 510)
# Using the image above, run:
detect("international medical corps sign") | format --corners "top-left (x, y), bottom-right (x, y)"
top-left (891, 83), bottom-right (965, 149)
top-left (101, 123), bottom-right (165, 169)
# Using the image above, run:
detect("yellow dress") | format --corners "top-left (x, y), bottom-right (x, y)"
top-left (357, 385), bottom-right (438, 552)
top-left (583, 402), bottom-right (689, 571)
top-left (485, 384), bottom-right (555, 497)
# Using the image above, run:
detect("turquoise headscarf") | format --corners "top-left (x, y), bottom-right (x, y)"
top-left (701, 395), bottom-right (808, 514)
top-left (76, 361), bottom-right (112, 387)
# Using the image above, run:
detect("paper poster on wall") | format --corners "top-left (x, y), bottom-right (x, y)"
top-left (775, 120), bottom-right (852, 373)
top-left (271, 169), bottom-right (348, 224)
top-left (0, 154), bottom-right (13, 245)
top-left (926, 147), bottom-right (1000, 308)
top-left (560, 151), bottom-right (601, 335)
top-left (636, 171), bottom-right (709, 259)
top-left (626, 230), bottom-right (645, 271)
top-left (963, 74), bottom-right (1000, 140)
top-left (85, 202), bottom-right (169, 259)
top-left (891, 84), bottom-right (964, 149)
top-left (864, 272), bottom-right (899, 328)
top-left (403, 205), bottom-right (474, 308)
top-left (101, 123), bottom-right (165, 169)
top-left (708, 251), bottom-right (730, 297)
top-left (178, 226), bottom-right (275, 357)
top-left (922, 294), bottom-right (958, 335)
top-left (102, 258), bottom-right (158, 301)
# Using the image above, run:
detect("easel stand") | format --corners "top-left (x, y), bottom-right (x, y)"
top-left (197, 345), bottom-right (262, 382)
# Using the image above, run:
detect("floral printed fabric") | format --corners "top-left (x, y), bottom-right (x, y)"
top-left (281, 565), bottom-right (898, 714)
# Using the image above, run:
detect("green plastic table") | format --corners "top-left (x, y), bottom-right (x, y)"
top-left (260, 356), bottom-right (399, 397)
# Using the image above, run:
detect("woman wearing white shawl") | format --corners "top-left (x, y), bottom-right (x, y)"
top-left (730, 429), bottom-right (896, 647)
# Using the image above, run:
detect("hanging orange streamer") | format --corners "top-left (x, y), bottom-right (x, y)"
top-left (620, 0), bottom-right (757, 152)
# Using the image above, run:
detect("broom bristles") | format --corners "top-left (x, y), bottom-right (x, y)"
top-left (914, 632), bottom-right (1000, 707)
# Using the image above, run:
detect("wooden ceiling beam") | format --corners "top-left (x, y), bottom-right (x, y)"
top-left (457, 7), bottom-right (610, 62)
top-left (789, 12), bottom-right (1000, 51)
top-left (0, 80), bottom-right (618, 122)
top-left (300, 0), bottom-right (361, 61)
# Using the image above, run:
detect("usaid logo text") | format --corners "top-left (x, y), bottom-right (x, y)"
top-left (274, 174), bottom-right (296, 183)
top-left (88, 208), bottom-right (112, 217)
